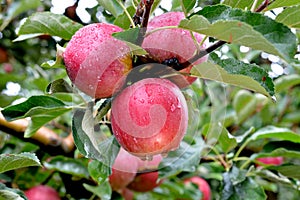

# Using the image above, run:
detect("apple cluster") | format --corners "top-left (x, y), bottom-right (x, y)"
top-left (64, 11), bottom-right (208, 160)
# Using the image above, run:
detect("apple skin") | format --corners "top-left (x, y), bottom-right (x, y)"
top-left (109, 148), bottom-right (139, 192)
top-left (24, 185), bottom-right (60, 200)
top-left (256, 156), bottom-right (284, 166)
top-left (127, 155), bottom-right (163, 192)
top-left (142, 12), bottom-right (208, 86)
top-left (111, 78), bottom-right (188, 158)
top-left (184, 177), bottom-right (211, 200)
top-left (64, 23), bottom-right (132, 98)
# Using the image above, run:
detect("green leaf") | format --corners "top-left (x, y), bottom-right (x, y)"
top-left (256, 141), bottom-right (300, 159)
top-left (276, 5), bottom-right (300, 29)
top-left (191, 62), bottom-right (273, 98)
top-left (112, 27), bottom-right (140, 44)
top-left (97, 0), bottom-right (123, 17)
top-left (83, 182), bottom-right (112, 200)
top-left (1, 95), bottom-right (71, 137)
top-left (41, 44), bottom-right (65, 69)
top-left (268, 165), bottom-right (300, 179)
top-left (159, 138), bottom-right (205, 179)
top-left (180, 5), bottom-right (297, 62)
top-left (0, 183), bottom-right (27, 200)
top-left (43, 156), bottom-right (89, 178)
top-left (72, 104), bottom-right (119, 167)
top-left (212, 53), bottom-right (275, 97)
top-left (46, 79), bottom-right (73, 94)
top-left (88, 160), bottom-right (111, 184)
top-left (181, 0), bottom-right (197, 14)
top-left (221, 166), bottom-right (266, 200)
top-left (0, 153), bottom-right (41, 174)
top-left (114, 6), bottom-right (135, 29)
top-left (15, 12), bottom-right (83, 41)
top-left (112, 28), bottom-right (148, 56)
top-left (248, 126), bottom-right (300, 143)
top-left (274, 74), bottom-right (300, 92)
top-left (233, 90), bottom-right (257, 124)
top-left (0, 0), bottom-right (41, 31)
top-left (267, 0), bottom-right (300, 10)
top-left (202, 123), bottom-right (237, 153)
top-left (222, 0), bottom-right (263, 10)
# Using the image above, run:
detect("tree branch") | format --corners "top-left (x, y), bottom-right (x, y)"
top-left (0, 114), bottom-right (75, 156)
top-left (133, 0), bottom-right (155, 46)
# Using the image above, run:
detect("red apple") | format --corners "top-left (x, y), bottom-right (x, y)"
top-left (111, 78), bottom-right (188, 159)
top-left (256, 156), bottom-right (284, 166)
top-left (121, 188), bottom-right (134, 200)
top-left (3, 63), bottom-right (13, 73)
top-left (184, 177), bottom-right (211, 200)
top-left (109, 148), bottom-right (139, 192)
top-left (127, 155), bottom-right (163, 192)
top-left (142, 12), bottom-right (208, 86)
top-left (64, 23), bottom-right (132, 98)
top-left (24, 185), bottom-right (60, 200)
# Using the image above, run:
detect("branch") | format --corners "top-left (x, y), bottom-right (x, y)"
top-left (132, 0), bottom-right (155, 45)
top-left (0, 114), bottom-right (75, 156)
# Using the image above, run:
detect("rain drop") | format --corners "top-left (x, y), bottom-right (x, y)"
top-left (160, 152), bottom-right (169, 158)
top-left (140, 155), bottom-right (153, 161)
top-left (170, 104), bottom-right (176, 112)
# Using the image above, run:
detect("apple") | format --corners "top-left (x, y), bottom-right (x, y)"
top-left (111, 78), bottom-right (188, 158)
top-left (184, 177), bottom-right (211, 200)
top-left (127, 155), bottom-right (163, 192)
top-left (142, 12), bottom-right (208, 86)
top-left (63, 23), bottom-right (132, 99)
top-left (256, 156), bottom-right (284, 166)
top-left (121, 188), bottom-right (134, 200)
top-left (109, 148), bottom-right (139, 192)
top-left (24, 185), bottom-right (60, 200)
top-left (3, 63), bottom-right (13, 73)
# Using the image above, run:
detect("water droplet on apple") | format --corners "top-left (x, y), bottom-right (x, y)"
top-left (138, 98), bottom-right (145, 103)
top-left (160, 152), bottom-right (168, 158)
top-left (170, 104), bottom-right (176, 112)
top-left (140, 155), bottom-right (153, 161)
top-left (88, 84), bottom-right (94, 90)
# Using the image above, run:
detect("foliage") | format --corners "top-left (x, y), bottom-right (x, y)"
top-left (0, 0), bottom-right (300, 199)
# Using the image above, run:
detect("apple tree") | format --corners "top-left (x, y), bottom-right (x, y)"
top-left (1, 0), bottom-right (300, 199)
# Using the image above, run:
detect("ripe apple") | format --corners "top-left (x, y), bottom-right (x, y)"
top-left (64, 23), bottom-right (132, 99)
top-left (142, 12), bottom-right (208, 86)
top-left (127, 155), bottom-right (163, 192)
top-left (184, 177), bottom-right (211, 200)
top-left (121, 188), bottom-right (134, 200)
top-left (111, 78), bottom-right (188, 158)
top-left (109, 148), bottom-right (139, 192)
top-left (24, 185), bottom-right (60, 200)
top-left (256, 156), bottom-right (283, 166)
top-left (3, 63), bottom-right (13, 73)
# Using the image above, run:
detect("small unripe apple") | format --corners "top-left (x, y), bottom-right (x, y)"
top-left (256, 156), bottom-right (283, 166)
top-left (109, 148), bottom-right (139, 192)
top-left (142, 12), bottom-right (208, 86)
top-left (64, 23), bottom-right (132, 98)
top-left (111, 78), bottom-right (188, 158)
top-left (184, 177), bottom-right (211, 200)
top-left (24, 185), bottom-right (60, 200)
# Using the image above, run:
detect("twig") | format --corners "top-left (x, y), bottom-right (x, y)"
top-left (0, 114), bottom-right (75, 156)
top-left (132, 0), bottom-right (155, 45)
